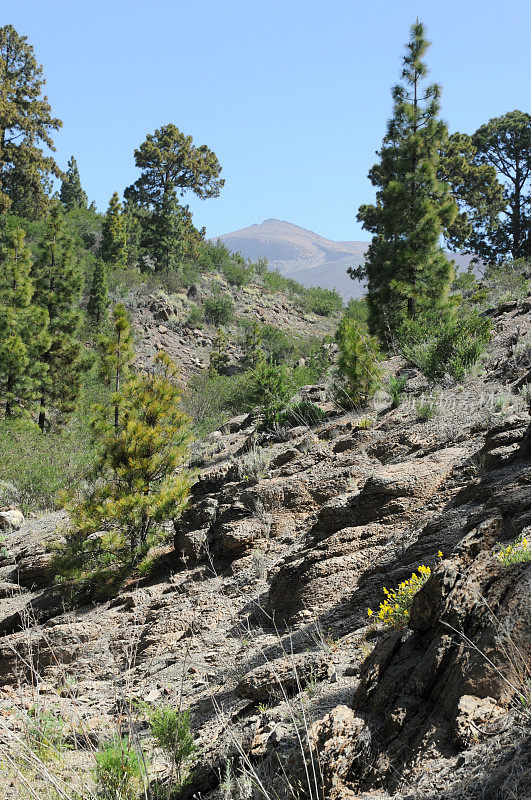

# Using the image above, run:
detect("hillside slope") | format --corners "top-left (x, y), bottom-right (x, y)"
top-left (1, 295), bottom-right (530, 798)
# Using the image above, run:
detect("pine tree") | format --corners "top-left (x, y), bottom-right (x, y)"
top-left (335, 318), bottom-right (383, 406)
top-left (72, 351), bottom-right (192, 556)
top-left (141, 187), bottom-right (186, 272)
top-left (241, 321), bottom-right (263, 368)
top-left (32, 206), bottom-right (84, 430)
top-left (125, 123), bottom-right (224, 208)
top-left (0, 25), bottom-right (62, 217)
top-left (96, 304), bottom-right (135, 431)
top-left (101, 192), bottom-right (127, 266)
top-left (472, 110), bottom-right (531, 260)
top-left (209, 328), bottom-right (230, 375)
top-left (354, 21), bottom-right (457, 342)
top-left (60, 155), bottom-right (88, 210)
top-left (123, 198), bottom-right (143, 267)
top-left (0, 228), bottom-right (50, 417)
top-left (87, 259), bottom-right (108, 326)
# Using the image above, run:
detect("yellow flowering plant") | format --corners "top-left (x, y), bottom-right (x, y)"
top-left (495, 534), bottom-right (530, 566)
top-left (368, 565), bottom-right (432, 628)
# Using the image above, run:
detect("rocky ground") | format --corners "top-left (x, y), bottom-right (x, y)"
top-left (125, 275), bottom-right (338, 376)
top-left (0, 297), bottom-right (530, 799)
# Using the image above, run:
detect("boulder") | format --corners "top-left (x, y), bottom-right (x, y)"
top-left (236, 652), bottom-right (328, 702)
top-left (0, 508), bottom-right (25, 531)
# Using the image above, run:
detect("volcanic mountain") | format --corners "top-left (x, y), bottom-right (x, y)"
top-left (212, 219), bottom-right (367, 299)
top-left (212, 218), bottom-right (474, 300)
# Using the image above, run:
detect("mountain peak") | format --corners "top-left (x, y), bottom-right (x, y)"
top-left (211, 220), bottom-right (368, 299)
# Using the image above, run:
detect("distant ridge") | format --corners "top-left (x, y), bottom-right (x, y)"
top-left (212, 219), bottom-right (473, 300)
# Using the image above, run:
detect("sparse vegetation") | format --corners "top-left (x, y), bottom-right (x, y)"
top-left (399, 310), bottom-right (491, 382)
top-left (495, 533), bottom-right (531, 566)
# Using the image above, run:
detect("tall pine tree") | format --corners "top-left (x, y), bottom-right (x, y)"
top-left (60, 155), bottom-right (87, 210)
top-left (144, 187), bottom-right (185, 271)
top-left (87, 259), bottom-right (108, 327)
top-left (101, 192), bottom-right (127, 267)
top-left (0, 25), bottom-right (62, 218)
top-left (0, 228), bottom-right (50, 417)
top-left (354, 21), bottom-right (457, 342)
top-left (96, 304), bottom-right (135, 431)
top-left (32, 206), bottom-right (84, 430)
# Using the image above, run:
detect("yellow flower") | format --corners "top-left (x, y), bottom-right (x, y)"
top-left (367, 608), bottom-right (373, 617)
top-left (437, 550), bottom-right (443, 559)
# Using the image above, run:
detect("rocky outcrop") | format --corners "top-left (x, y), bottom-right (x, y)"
top-left (1, 298), bottom-right (530, 800)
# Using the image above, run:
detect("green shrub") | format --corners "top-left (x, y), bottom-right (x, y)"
top-left (416, 396), bottom-right (438, 420)
top-left (262, 270), bottom-right (305, 296)
top-left (222, 258), bottom-right (252, 287)
top-left (388, 375), bottom-right (408, 408)
top-left (279, 400), bottom-right (326, 428)
top-left (185, 304), bottom-right (205, 328)
top-left (145, 706), bottom-right (196, 790)
top-left (25, 708), bottom-right (68, 760)
top-left (0, 417), bottom-right (95, 513)
top-left (203, 293), bottom-right (235, 326)
top-left (344, 297), bottom-right (369, 324)
top-left (335, 318), bottom-right (383, 406)
top-left (94, 738), bottom-right (144, 800)
top-left (300, 286), bottom-right (343, 317)
top-left (182, 370), bottom-right (254, 435)
top-left (259, 323), bottom-right (298, 364)
top-left (248, 361), bottom-right (295, 429)
top-left (399, 310), bottom-right (491, 382)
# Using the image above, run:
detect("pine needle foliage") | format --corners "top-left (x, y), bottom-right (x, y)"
top-left (0, 24), bottom-right (62, 217)
top-left (101, 191), bottom-right (127, 267)
top-left (59, 155), bottom-right (87, 210)
top-left (87, 258), bottom-right (109, 327)
top-left (96, 304), bottom-right (135, 431)
top-left (0, 227), bottom-right (50, 417)
top-left (335, 317), bottom-right (383, 406)
top-left (32, 205), bottom-right (84, 429)
top-left (354, 20), bottom-right (458, 342)
top-left (72, 351), bottom-right (192, 556)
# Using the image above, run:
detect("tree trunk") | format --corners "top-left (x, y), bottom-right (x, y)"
top-left (512, 161), bottom-right (522, 259)
top-left (38, 396), bottom-right (46, 431)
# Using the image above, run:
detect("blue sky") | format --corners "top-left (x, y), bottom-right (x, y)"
top-left (9, 0), bottom-right (531, 241)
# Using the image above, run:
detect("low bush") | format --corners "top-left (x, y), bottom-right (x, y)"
top-left (399, 310), bottom-right (491, 383)
top-left (416, 396), bottom-right (438, 420)
top-left (367, 565), bottom-right (431, 627)
top-left (94, 737), bottom-right (145, 800)
top-left (495, 533), bottom-right (530, 566)
top-left (238, 445), bottom-right (271, 482)
top-left (0, 413), bottom-right (96, 514)
top-left (222, 258), bottom-right (252, 287)
top-left (388, 375), bottom-right (408, 408)
top-left (299, 286), bottom-right (343, 317)
top-left (185, 303), bottom-right (205, 328)
top-left (343, 296), bottom-right (369, 324)
top-left (204, 292), bottom-right (235, 326)
top-left (279, 400), bottom-right (326, 428)
top-left (145, 706), bottom-right (197, 790)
